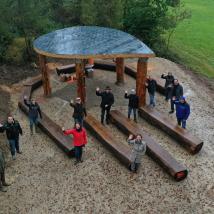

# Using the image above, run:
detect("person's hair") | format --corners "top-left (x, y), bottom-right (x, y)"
top-left (136, 134), bottom-right (142, 139)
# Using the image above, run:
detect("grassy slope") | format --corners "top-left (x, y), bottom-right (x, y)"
top-left (168, 0), bottom-right (214, 78)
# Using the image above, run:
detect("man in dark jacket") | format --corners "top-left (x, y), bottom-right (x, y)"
top-left (0, 149), bottom-right (10, 192)
top-left (161, 72), bottom-right (174, 101)
top-left (169, 79), bottom-right (183, 114)
top-left (145, 76), bottom-right (157, 107)
top-left (70, 97), bottom-right (87, 127)
top-left (0, 116), bottom-right (23, 160)
top-left (124, 89), bottom-right (139, 122)
top-left (24, 96), bottom-right (42, 134)
top-left (96, 86), bottom-right (114, 124)
top-left (173, 96), bottom-right (190, 129)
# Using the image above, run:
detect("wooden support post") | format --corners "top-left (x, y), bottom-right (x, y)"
top-left (75, 60), bottom-right (86, 103)
top-left (38, 54), bottom-right (51, 96)
top-left (136, 58), bottom-right (148, 107)
top-left (115, 57), bottom-right (125, 85)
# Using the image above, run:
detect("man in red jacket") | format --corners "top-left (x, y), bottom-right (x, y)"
top-left (62, 123), bottom-right (87, 164)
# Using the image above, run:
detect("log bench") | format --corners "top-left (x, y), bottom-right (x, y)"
top-left (109, 110), bottom-right (188, 181)
top-left (56, 64), bottom-right (76, 76)
top-left (138, 106), bottom-right (203, 154)
top-left (18, 76), bottom-right (74, 156)
top-left (94, 60), bottom-right (166, 94)
top-left (84, 114), bottom-right (132, 167)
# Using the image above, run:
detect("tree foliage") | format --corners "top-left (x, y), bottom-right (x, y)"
top-left (0, 0), bottom-right (190, 64)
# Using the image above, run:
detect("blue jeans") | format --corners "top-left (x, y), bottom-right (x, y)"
top-left (149, 93), bottom-right (155, 107)
top-left (29, 117), bottom-right (38, 130)
top-left (177, 119), bottom-right (186, 129)
top-left (8, 139), bottom-right (19, 156)
top-left (128, 107), bottom-right (137, 120)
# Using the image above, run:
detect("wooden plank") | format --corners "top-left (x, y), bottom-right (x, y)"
top-left (109, 110), bottom-right (188, 181)
top-left (18, 77), bottom-right (74, 156)
top-left (138, 106), bottom-right (203, 154)
top-left (84, 114), bottom-right (132, 167)
top-left (76, 61), bottom-right (86, 103)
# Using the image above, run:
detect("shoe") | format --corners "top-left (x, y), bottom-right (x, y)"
top-left (12, 156), bottom-right (16, 160)
top-left (0, 187), bottom-right (7, 192)
top-left (169, 110), bottom-right (174, 114)
top-left (2, 182), bottom-right (10, 186)
top-left (134, 119), bottom-right (137, 123)
top-left (17, 151), bottom-right (22, 154)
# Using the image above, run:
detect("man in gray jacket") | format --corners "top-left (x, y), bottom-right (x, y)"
top-left (0, 149), bottom-right (10, 192)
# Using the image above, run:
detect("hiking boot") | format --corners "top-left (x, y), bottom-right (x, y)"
top-left (169, 110), bottom-right (174, 114)
top-left (0, 186), bottom-right (7, 192)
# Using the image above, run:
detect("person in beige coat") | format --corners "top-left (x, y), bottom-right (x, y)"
top-left (127, 134), bottom-right (146, 172)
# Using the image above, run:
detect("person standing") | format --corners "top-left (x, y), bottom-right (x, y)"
top-left (161, 72), bottom-right (174, 101)
top-left (0, 116), bottom-right (23, 160)
top-left (70, 97), bottom-right (87, 127)
top-left (24, 96), bottom-right (42, 134)
top-left (96, 86), bottom-right (114, 125)
top-left (173, 96), bottom-right (190, 129)
top-left (62, 123), bottom-right (87, 164)
top-left (145, 76), bottom-right (157, 107)
top-left (127, 134), bottom-right (146, 172)
top-left (124, 89), bottom-right (139, 122)
top-left (169, 79), bottom-right (183, 114)
top-left (0, 149), bottom-right (10, 192)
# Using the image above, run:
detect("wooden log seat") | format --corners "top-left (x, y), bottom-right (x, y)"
top-left (18, 76), bottom-right (74, 156)
top-left (84, 114), bottom-right (132, 167)
top-left (56, 64), bottom-right (76, 76)
top-left (94, 60), bottom-right (166, 95)
top-left (109, 110), bottom-right (188, 181)
top-left (138, 106), bottom-right (203, 154)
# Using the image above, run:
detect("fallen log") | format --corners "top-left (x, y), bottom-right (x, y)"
top-left (138, 106), bottom-right (203, 154)
top-left (109, 110), bottom-right (188, 181)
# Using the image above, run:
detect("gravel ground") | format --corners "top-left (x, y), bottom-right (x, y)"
top-left (0, 58), bottom-right (213, 214)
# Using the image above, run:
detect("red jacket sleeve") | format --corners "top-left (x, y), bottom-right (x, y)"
top-left (63, 129), bottom-right (75, 136)
top-left (83, 129), bottom-right (87, 145)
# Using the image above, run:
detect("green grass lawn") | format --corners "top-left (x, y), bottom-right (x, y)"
top-left (168, 0), bottom-right (214, 78)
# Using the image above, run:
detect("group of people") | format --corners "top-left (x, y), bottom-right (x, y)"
top-left (146, 73), bottom-right (190, 129)
top-left (0, 71), bottom-right (191, 191)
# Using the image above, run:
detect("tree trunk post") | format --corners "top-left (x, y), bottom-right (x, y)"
top-left (136, 57), bottom-right (148, 107)
top-left (115, 57), bottom-right (125, 85)
top-left (39, 54), bottom-right (51, 96)
top-left (76, 60), bottom-right (86, 103)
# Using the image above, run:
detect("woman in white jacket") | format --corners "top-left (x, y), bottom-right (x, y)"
top-left (127, 134), bottom-right (146, 172)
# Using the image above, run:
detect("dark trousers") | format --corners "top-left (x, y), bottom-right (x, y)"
top-left (101, 106), bottom-right (111, 123)
top-left (75, 146), bottom-right (83, 161)
top-left (29, 116), bottom-right (38, 132)
top-left (0, 171), bottom-right (6, 187)
top-left (8, 139), bottom-right (19, 156)
top-left (128, 107), bottom-right (137, 120)
top-left (177, 118), bottom-right (186, 129)
top-left (165, 87), bottom-right (172, 101)
top-left (170, 99), bottom-right (175, 111)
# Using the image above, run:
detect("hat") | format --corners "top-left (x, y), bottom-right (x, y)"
top-left (131, 89), bottom-right (135, 94)
top-left (105, 86), bottom-right (111, 90)
top-left (180, 96), bottom-right (186, 100)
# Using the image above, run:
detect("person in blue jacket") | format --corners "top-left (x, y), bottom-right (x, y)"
top-left (173, 96), bottom-right (190, 129)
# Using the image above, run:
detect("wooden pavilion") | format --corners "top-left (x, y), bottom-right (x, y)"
top-left (33, 26), bottom-right (155, 107)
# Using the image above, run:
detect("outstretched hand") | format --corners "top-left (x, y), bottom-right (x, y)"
top-left (0, 123), bottom-right (3, 128)
top-left (96, 87), bottom-right (100, 91)
top-left (128, 134), bottom-right (134, 140)
top-left (125, 90), bottom-right (128, 94)
top-left (24, 95), bottom-right (27, 100)
top-left (62, 127), bottom-right (65, 132)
